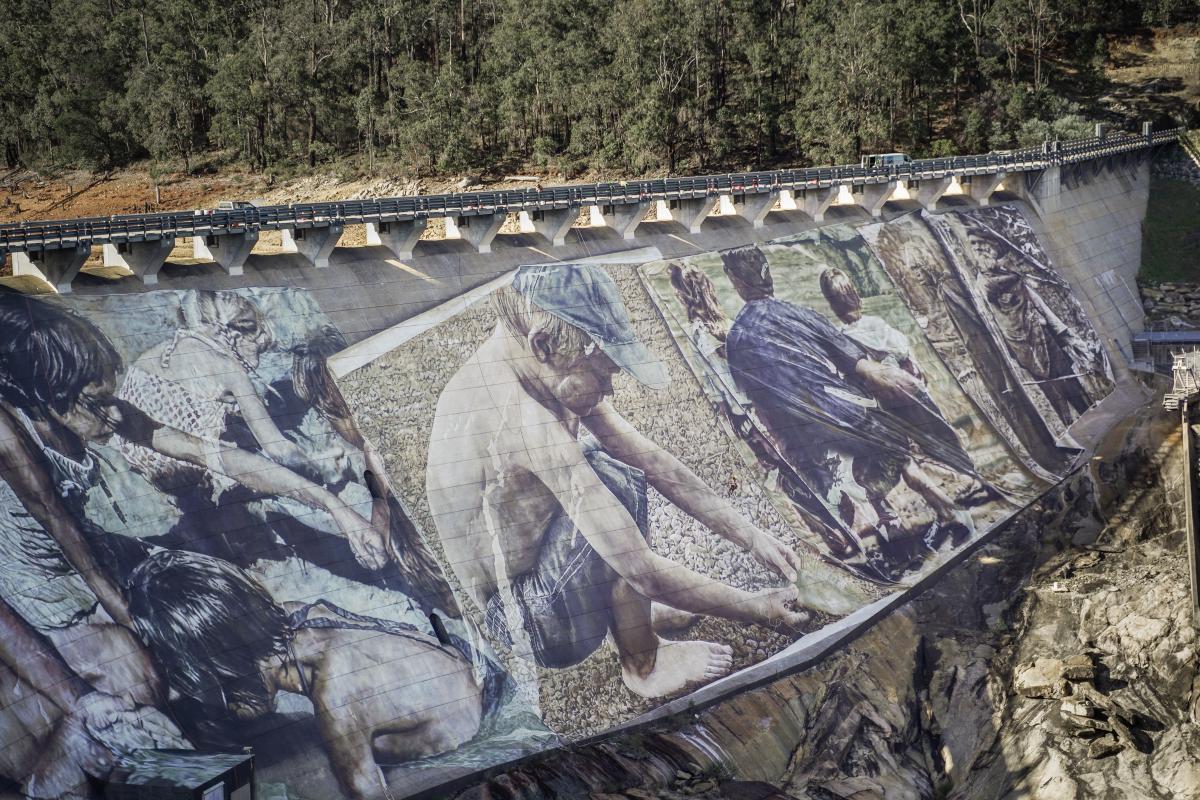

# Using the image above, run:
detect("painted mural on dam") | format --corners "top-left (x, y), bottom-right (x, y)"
top-left (0, 205), bottom-right (1114, 798)
top-left (0, 288), bottom-right (549, 800)
top-left (860, 206), bottom-right (1114, 478)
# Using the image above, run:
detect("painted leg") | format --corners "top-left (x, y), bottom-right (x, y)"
top-left (610, 578), bottom-right (733, 699)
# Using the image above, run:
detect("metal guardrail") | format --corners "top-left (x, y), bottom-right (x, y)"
top-left (0, 128), bottom-right (1182, 257)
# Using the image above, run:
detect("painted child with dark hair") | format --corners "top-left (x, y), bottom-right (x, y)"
top-left (820, 267), bottom-right (924, 381)
top-left (128, 550), bottom-right (490, 800)
top-left (818, 267), bottom-right (986, 549)
top-left (0, 293), bottom-right (164, 704)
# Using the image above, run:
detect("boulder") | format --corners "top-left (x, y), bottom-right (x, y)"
top-left (1015, 658), bottom-right (1071, 699)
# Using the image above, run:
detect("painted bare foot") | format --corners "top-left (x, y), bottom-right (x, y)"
top-left (650, 603), bottom-right (699, 634)
top-left (620, 638), bottom-right (734, 699)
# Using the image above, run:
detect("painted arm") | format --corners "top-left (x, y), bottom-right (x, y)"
top-left (311, 688), bottom-right (385, 800)
top-left (0, 409), bottom-right (134, 629)
top-left (854, 357), bottom-right (925, 407)
top-left (583, 401), bottom-right (801, 581)
top-left (147, 425), bottom-right (388, 570)
top-left (0, 599), bottom-right (182, 799)
top-left (227, 369), bottom-right (315, 466)
top-left (529, 426), bottom-right (803, 627)
top-left (0, 597), bottom-right (90, 711)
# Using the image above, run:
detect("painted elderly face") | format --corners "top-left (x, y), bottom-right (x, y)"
top-left (969, 235), bottom-right (1004, 263)
top-left (49, 371), bottom-right (123, 444)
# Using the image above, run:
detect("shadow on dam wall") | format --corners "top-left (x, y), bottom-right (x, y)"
top-left (0, 155), bottom-right (1154, 800)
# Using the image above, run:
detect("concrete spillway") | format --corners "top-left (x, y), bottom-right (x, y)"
top-left (0, 154), bottom-right (1153, 799)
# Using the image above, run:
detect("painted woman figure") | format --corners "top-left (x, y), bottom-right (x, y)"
top-left (289, 325), bottom-right (459, 613)
top-left (112, 289), bottom-right (391, 572)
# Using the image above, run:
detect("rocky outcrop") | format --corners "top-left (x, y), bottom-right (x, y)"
top-left (1139, 282), bottom-right (1200, 321)
top-left (451, 401), bottom-right (1199, 800)
top-left (1151, 142), bottom-right (1200, 185)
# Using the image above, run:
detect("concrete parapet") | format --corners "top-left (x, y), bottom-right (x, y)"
top-left (518, 209), bottom-right (576, 247)
top-left (446, 214), bottom-right (504, 254)
top-left (916, 177), bottom-right (953, 211)
top-left (281, 225), bottom-right (344, 268)
top-left (798, 187), bottom-right (839, 222)
top-left (12, 245), bottom-right (90, 293)
top-left (656, 196), bottom-right (718, 233)
top-left (966, 173), bottom-right (1007, 206)
top-left (102, 238), bottom-right (175, 285)
top-left (590, 202), bottom-right (651, 239)
top-left (366, 220), bottom-right (426, 260)
top-left (719, 193), bottom-right (777, 228)
top-left (858, 182), bottom-right (897, 218)
top-left (193, 231), bottom-right (259, 276)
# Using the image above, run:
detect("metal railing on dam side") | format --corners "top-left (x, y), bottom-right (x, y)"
top-left (0, 127), bottom-right (1182, 257)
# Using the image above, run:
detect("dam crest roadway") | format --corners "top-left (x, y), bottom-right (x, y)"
top-left (0, 125), bottom-right (1181, 293)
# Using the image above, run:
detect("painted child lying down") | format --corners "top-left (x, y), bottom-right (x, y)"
top-left (129, 550), bottom-right (500, 799)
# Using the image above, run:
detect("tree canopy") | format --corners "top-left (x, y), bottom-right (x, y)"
top-left (0, 0), bottom-right (1193, 175)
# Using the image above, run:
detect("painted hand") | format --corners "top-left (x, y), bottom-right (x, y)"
top-left (750, 585), bottom-right (810, 635)
top-left (747, 528), bottom-right (802, 582)
top-left (855, 358), bottom-right (923, 406)
top-left (24, 692), bottom-right (186, 799)
top-left (333, 507), bottom-right (390, 570)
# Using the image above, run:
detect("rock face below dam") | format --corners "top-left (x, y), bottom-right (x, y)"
top-left (0, 155), bottom-right (1167, 800)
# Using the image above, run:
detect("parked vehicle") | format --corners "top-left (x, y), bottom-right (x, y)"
top-left (860, 153), bottom-right (912, 169)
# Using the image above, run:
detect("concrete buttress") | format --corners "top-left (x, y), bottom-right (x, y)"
top-left (102, 238), bottom-right (176, 285)
top-left (193, 231), bottom-right (259, 276)
top-left (916, 178), bottom-right (953, 211)
top-left (281, 225), bottom-right (344, 268)
top-left (12, 245), bottom-right (90, 293)
top-left (798, 187), bottom-right (839, 222)
top-left (445, 214), bottom-right (504, 254)
top-left (719, 193), bottom-right (778, 228)
top-left (656, 197), bottom-right (718, 233)
top-left (966, 172), bottom-right (1007, 206)
top-left (858, 182), bottom-right (898, 217)
top-left (366, 220), bottom-right (427, 260)
top-left (590, 202), bottom-right (651, 239)
top-left (518, 209), bottom-right (576, 247)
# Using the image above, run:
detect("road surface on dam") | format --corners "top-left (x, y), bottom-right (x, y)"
top-left (0, 149), bottom-right (1160, 799)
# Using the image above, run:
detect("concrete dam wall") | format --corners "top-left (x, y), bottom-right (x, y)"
top-left (0, 155), bottom-right (1150, 799)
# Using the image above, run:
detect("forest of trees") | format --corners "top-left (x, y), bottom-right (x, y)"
top-left (0, 0), bottom-right (1195, 176)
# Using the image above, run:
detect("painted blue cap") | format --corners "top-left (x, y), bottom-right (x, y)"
top-left (511, 263), bottom-right (670, 390)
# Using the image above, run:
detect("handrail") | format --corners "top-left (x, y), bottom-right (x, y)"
top-left (0, 127), bottom-right (1182, 256)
